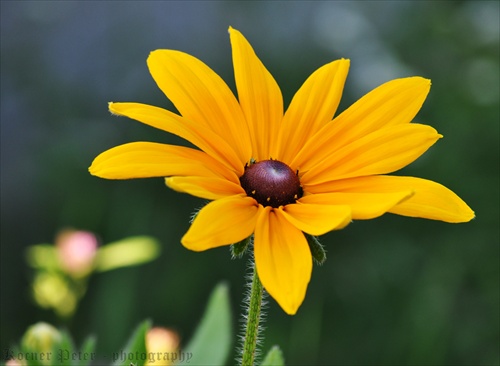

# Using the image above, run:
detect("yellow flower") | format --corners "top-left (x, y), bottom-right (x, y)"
top-left (89, 27), bottom-right (474, 315)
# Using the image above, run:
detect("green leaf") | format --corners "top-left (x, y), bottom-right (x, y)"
top-left (305, 234), bottom-right (327, 265)
top-left (53, 330), bottom-right (76, 366)
top-left (181, 282), bottom-right (232, 365)
top-left (260, 345), bottom-right (285, 366)
top-left (77, 336), bottom-right (97, 366)
top-left (94, 236), bottom-right (160, 272)
top-left (113, 319), bottom-right (151, 366)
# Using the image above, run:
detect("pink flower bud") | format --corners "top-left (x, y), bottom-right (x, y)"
top-left (56, 230), bottom-right (98, 277)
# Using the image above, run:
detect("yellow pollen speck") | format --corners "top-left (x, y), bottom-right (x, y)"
top-left (267, 197), bottom-right (271, 202)
top-left (252, 190), bottom-right (256, 195)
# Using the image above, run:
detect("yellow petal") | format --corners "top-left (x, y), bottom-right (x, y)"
top-left (229, 27), bottom-right (283, 160)
top-left (279, 201), bottom-right (351, 235)
top-left (109, 102), bottom-right (245, 175)
top-left (89, 142), bottom-right (237, 182)
top-left (274, 59), bottom-right (350, 164)
top-left (181, 196), bottom-right (258, 251)
top-left (301, 123), bottom-right (442, 184)
top-left (389, 179), bottom-right (475, 222)
top-left (254, 207), bottom-right (312, 315)
top-left (306, 175), bottom-right (475, 223)
top-left (298, 191), bottom-right (413, 220)
top-left (165, 176), bottom-right (245, 201)
top-left (292, 77), bottom-right (431, 169)
top-left (147, 50), bottom-right (252, 165)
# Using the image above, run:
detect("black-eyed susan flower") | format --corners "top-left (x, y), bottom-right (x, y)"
top-left (89, 27), bottom-right (474, 315)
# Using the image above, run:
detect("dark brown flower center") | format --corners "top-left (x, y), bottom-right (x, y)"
top-left (239, 159), bottom-right (303, 208)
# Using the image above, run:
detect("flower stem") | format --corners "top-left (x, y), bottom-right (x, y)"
top-left (241, 262), bottom-right (264, 366)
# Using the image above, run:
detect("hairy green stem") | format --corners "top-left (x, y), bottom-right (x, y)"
top-left (241, 262), bottom-right (264, 366)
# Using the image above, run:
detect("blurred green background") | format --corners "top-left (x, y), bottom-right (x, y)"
top-left (1, 1), bottom-right (498, 365)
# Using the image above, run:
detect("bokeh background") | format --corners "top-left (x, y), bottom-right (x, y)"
top-left (1, 1), bottom-right (499, 365)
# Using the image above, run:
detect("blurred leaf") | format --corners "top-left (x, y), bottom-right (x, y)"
top-left (94, 236), bottom-right (160, 272)
top-left (25, 245), bottom-right (59, 271)
top-left (52, 330), bottom-right (76, 366)
top-left (181, 282), bottom-right (232, 365)
top-left (260, 345), bottom-right (285, 366)
top-left (113, 319), bottom-right (151, 366)
top-left (78, 336), bottom-right (97, 366)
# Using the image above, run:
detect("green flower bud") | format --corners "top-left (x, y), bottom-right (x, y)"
top-left (21, 322), bottom-right (61, 355)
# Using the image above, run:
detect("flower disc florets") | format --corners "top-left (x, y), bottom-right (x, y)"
top-left (239, 160), bottom-right (303, 208)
